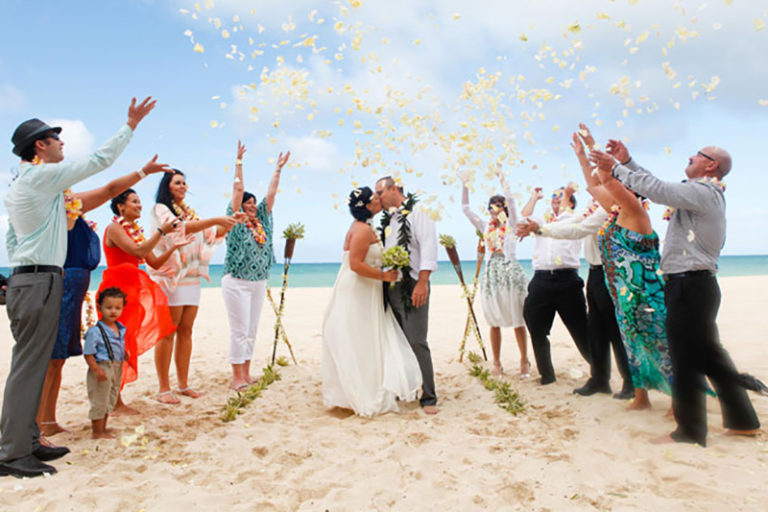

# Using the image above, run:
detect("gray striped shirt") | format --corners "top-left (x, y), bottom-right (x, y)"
top-left (612, 159), bottom-right (725, 274)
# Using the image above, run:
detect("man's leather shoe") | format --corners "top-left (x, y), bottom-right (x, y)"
top-left (33, 444), bottom-right (70, 462)
top-left (613, 387), bottom-right (635, 400)
top-left (573, 381), bottom-right (611, 396)
top-left (0, 455), bottom-right (56, 478)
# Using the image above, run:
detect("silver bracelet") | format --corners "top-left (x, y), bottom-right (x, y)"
top-left (137, 169), bottom-right (147, 179)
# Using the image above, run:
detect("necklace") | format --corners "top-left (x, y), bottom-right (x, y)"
top-left (114, 216), bottom-right (146, 245)
top-left (244, 215), bottom-right (267, 245)
top-left (172, 201), bottom-right (200, 221)
top-left (380, 193), bottom-right (419, 315)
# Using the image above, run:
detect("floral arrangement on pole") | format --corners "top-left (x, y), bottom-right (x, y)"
top-left (381, 245), bottom-right (410, 289)
top-left (439, 234), bottom-right (487, 361)
top-left (459, 230), bottom-right (486, 362)
top-left (271, 223), bottom-right (305, 365)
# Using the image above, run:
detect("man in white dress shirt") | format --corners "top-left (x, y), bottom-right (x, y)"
top-left (519, 186), bottom-right (591, 385)
top-left (375, 177), bottom-right (439, 414)
top-left (517, 204), bottom-right (633, 398)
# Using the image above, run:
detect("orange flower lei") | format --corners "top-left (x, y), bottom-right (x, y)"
top-left (244, 215), bottom-right (267, 245)
top-left (172, 201), bottom-right (200, 221)
top-left (663, 177), bottom-right (726, 221)
top-left (485, 223), bottom-right (506, 253)
top-left (114, 216), bottom-right (146, 245)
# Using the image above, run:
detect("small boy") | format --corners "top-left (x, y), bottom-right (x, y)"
top-left (83, 287), bottom-right (127, 439)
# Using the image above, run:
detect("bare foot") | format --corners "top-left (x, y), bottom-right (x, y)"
top-left (155, 391), bottom-right (180, 404)
top-left (112, 403), bottom-right (140, 416)
top-left (177, 387), bottom-right (205, 399)
top-left (39, 422), bottom-right (68, 436)
top-left (650, 433), bottom-right (677, 444)
top-left (627, 399), bottom-right (652, 411)
top-left (724, 428), bottom-right (760, 437)
top-left (244, 375), bottom-right (255, 385)
top-left (104, 427), bottom-right (118, 435)
top-left (422, 405), bottom-right (440, 415)
top-left (92, 431), bottom-right (116, 439)
top-left (491, 364), bottom-right (503, 377)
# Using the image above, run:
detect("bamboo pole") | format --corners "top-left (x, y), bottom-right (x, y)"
top-left (442, 241), bottom-right (487, 361)
top-left (266, 288), bottom-right (297, 365)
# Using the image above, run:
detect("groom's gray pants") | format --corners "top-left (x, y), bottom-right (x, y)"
top-left (0, 271), bottom-right (63, 461)
top-left (385, 282), bottom-right (436, 406)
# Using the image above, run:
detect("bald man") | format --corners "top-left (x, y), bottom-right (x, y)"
top-left (589, 142), bottom-right (760, 447)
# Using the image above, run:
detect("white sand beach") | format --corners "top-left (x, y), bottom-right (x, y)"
top-left (0, 276), bottom-right (766, 511)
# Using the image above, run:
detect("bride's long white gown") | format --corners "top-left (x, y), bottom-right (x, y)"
top-left (322, 243), bottom-right (422, 417)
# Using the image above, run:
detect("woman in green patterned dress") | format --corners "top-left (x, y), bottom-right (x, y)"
top-left (586, 146), bottom-right (673, 410)
top-left (221, 141), bottom-right (290, 390)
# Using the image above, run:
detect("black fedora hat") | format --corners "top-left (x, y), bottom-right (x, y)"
top-left (11, 118), bottom-right (62, 157)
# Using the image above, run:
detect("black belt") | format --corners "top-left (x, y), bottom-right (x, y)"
top-left (11, 265), bottom-right (63, 276)
top-left (664, 269), bottom-right (715, 281)
top-left (534, 268), bottom-right (578, 275)
top-left (589, 264), bottom-right (603, 271)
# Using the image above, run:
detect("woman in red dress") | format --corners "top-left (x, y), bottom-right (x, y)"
top-left (98, 188), bottom-right (188, 413)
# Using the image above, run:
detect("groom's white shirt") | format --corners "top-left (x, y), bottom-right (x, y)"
top-left (383, 206), bottom-right (438, 281)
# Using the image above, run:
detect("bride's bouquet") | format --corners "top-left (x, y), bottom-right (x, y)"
top-left (381, 245), bottom-right (410, 288)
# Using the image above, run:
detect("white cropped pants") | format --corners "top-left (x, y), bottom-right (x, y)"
top-left (221, 274), bottom-right (267, 364)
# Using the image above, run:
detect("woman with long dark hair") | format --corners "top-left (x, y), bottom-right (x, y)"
top-left (37, 156), bottom-right (172, 434)
top-left (98, 187), bottom-right (187, 412)
top-left (149, 169), bottom-right (242, 404)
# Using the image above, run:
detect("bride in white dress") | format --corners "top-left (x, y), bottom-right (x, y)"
top-left (322, 186), bottom-right (422, 417)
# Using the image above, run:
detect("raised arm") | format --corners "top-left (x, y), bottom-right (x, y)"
top-left (231, 141), bottom-right (246, 213)
top-left (592, 155), bottom-right (647, 219)
top-left (497, 166), bottom-right (519, 227)
top-left (591, 149), bottom-right (713, 212)
top-left (30, 97), bottom-right (156, 191)
top-left (459, 172), bottom-right (485, 232)
top-left (265, 151), bottom-right (290, 213)
top-left (76, 155), bottom-right (172, 214)
top-left (520, 187), bottom-right (543, 217)
top-left (571, 128), bottom-right (614, 212)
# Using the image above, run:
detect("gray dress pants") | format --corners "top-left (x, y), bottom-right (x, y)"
top-left (385, 282), bottom-right (436, 406)
top-left (0, 271), bottom-right (63, 461)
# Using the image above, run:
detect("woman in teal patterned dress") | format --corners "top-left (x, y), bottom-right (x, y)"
top-left (587, 151), bottom-right (673, 410)
top-left (221, 141), bottom-right (290, 390)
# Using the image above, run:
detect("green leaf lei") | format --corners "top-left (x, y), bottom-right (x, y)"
top-left (380, 193), bottom-right (418, 316)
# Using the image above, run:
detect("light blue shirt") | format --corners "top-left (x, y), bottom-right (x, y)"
top-left (83, 321), bottom-right (126, 362)
top-left (4, 125), bottom-right (133, 267)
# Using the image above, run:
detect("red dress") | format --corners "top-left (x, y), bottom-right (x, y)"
top-left (98, 229), bottom-right (177, 388)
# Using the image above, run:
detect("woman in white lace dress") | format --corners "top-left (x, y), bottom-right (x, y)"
top-left (460, 170), bottom-right (530, 377)
top-left (322, 186), bottom-right (422, 417)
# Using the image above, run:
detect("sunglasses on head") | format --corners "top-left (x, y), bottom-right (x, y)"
top-left (697, 151), bottom-right (715, 162)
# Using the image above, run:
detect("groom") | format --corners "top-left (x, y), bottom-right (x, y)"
top-left (375, 177), bottom-right (439, 414)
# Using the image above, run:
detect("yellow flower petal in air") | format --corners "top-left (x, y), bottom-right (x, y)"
top-left (759, 99), bottom-right (768, 106)
top-left (453, 13), bottom-right (461, 20)
top-left (193, 43), bottom-right (205, 53)
top-left (567, 22), bottom-right (581, 34)
top-left (210, 120), bottom-right (218, 128)
top-left (756, 19), bottom-right (766, 31)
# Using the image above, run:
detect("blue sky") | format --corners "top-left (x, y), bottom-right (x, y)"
top-left (1, 0), bottom-right (767, 265)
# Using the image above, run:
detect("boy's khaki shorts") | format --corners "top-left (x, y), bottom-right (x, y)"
top-left (86, 361), bottom-right (123, 420)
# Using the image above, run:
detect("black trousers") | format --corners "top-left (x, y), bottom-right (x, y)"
top-left (523, 270), bottom-right (590, 384)
top-left (665, 274), bottom-right (759, 446)
top-left (586, 266), bottom-right (631, 390)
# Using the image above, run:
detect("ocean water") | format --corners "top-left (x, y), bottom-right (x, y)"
top-left (4, 255), bottom-right (764, 290)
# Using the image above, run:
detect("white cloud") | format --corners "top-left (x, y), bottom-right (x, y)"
top-left (0, 84), bottom-right (25, 113)
top-left (47, 119), bottom-right (95, 161)
top-left (285, 135), bottom-right (340, 173)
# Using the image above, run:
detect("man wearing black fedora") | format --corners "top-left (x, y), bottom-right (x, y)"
top-left (0, 97), bottom-right (156, 478)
